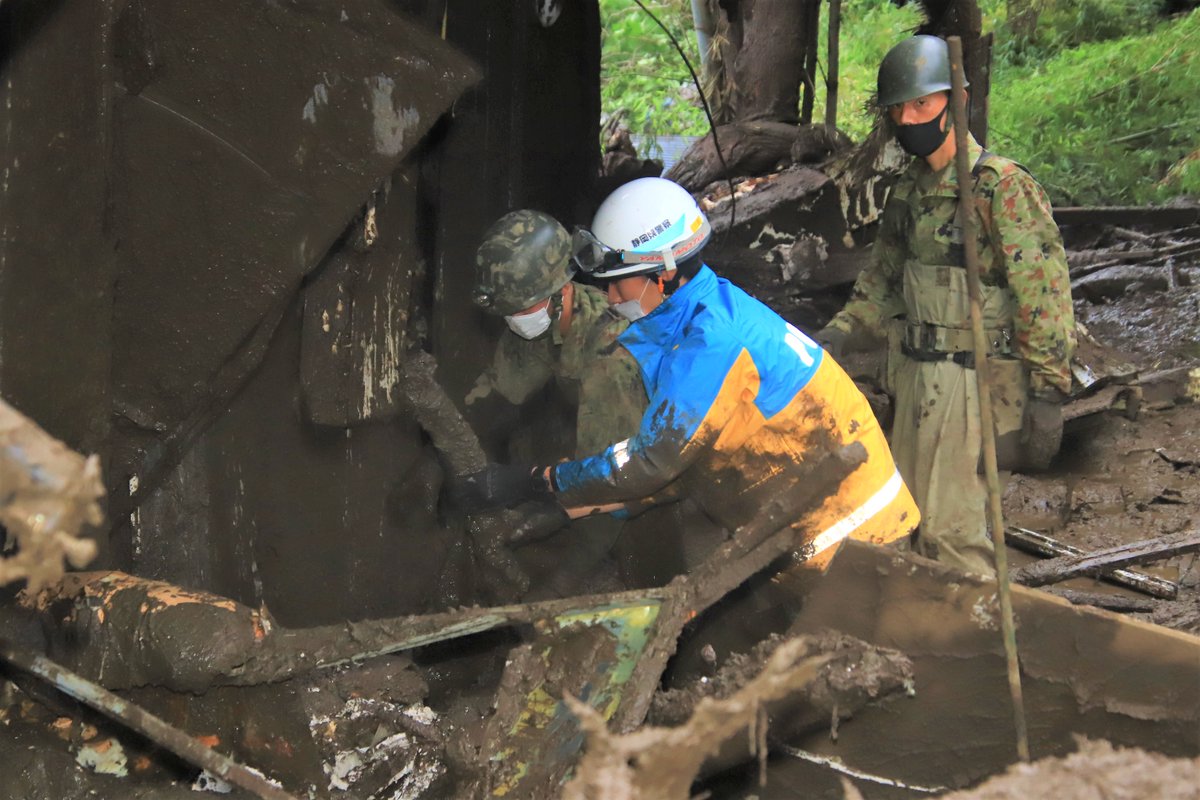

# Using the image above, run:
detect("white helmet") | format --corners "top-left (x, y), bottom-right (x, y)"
top-left (572, 177), bottom-right (711, 279)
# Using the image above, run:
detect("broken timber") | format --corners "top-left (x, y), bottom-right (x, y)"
top-left (1011, 529), bottom-right (1200, 589)
top-left (1007, 527), bottom-right (1178, 599)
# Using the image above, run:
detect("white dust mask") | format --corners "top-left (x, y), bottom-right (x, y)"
top-left (611, 279), bottom-right (651, 323)
top-left (504, 304), bottom-right (552, 339)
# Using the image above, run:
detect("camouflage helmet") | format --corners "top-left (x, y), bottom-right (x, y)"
top-left (876, 35), bottom-right (966, 108)
top-left (474, 210), bottom-right (575, 316)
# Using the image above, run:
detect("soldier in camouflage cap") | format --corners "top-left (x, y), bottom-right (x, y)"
top-left (817, 36), bottom-right (1076, 575)
top-left (469, 209), bottom-right (647, 460)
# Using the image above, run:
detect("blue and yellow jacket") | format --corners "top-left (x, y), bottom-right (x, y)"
top-left (554, 266), bottom-right (918, 566)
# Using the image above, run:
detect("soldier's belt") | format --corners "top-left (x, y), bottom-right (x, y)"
top-left (901, 321), bottom-right (1012, 362)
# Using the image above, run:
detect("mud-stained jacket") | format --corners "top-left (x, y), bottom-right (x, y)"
top-left (828, 135), bottom-right (1075, 396)
top-left (553, 266), bottom-right (919, 563)
top-left (467, 283), bottom-right (647, 457)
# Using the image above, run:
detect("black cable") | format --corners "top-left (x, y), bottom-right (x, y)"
top-left (629, 0), bottom-right (736, 235)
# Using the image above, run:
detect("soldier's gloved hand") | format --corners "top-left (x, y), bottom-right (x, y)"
top-left (1020, 389), bottom-right (1066, 472)
top-left (815, 327), bottom-right (849, 359)
top-left (447, 463), bottom-right (554, 514)
top-left (504, 499), bottom-right (571, 546)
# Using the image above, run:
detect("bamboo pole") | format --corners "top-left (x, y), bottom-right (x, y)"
top-left (825, 0), bottom-right (841, 129)
top-left (947, 36), bottom-right (1030, 763)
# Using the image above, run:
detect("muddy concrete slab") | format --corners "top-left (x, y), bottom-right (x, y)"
top-left (679, 541), bottom-right (1199, 798)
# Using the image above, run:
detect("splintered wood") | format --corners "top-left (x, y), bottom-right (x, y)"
top-left (0, 400), bottom-right (104, 592)
top-left (560, 637), bottom-right (864, 800)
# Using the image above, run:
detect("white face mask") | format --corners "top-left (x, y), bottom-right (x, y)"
top-left (610, 279), bottom-right (651, 323)
top-left (504, 304), bottom-right (553, 339)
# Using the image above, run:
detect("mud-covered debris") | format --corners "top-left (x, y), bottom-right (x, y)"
top-left (931, 737), bottom-right (1200, 800)
top-left (0, 400), bottom-right (104, 592)
top-left (562, 638), bottom-right (835, 800)
top-left (307, 696), bottom-right (447, 798)
top-left (649, 632), bottom-right (912, 729)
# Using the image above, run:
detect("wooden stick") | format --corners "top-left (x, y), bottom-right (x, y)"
top-left (825, 0), bottom-right (841, 130)
top-left (948, 36), bottom-right (1029, 763)
top-left (1006, 526), bottom-right (1177, 599)
top-left (1012, 529), bottom-right (1200, 588)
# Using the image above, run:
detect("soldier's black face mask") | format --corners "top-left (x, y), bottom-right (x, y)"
top-left (894, 104), bottom-right (950, 158)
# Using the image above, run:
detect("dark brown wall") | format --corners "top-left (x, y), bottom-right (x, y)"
top-left (0, 0), bottom-right (601, 625)
top-left (0, 0), bottom-right (115, 454)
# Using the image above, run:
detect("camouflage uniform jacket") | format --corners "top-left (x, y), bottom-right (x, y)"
top-left (829, 135), bottom-right (1075, 396)
top-left (469, 283), bottom-right (647, 456)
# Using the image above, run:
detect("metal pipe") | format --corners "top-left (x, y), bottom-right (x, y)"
top-left (0, 640), bottom-right (301, 800)
top-left (947, 36), bottom-right (1030, 763)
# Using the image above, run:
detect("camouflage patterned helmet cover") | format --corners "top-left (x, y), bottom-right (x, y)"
top-left (474, 210), bottom-right (575, 316)
top-left (877, 35), bottom-right (965, 108)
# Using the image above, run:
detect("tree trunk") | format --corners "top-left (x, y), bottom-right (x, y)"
top-left (918, 0), bottom-right (991, 145)
top-left (731, 0), bottom-right (812, 123)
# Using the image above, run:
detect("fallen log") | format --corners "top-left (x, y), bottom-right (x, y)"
top-left (1011, 529), bottom-right (1200, 589)
top-left (665, 121), bottom-right (803, 191)
top-left (1006, 527), bottom-right (1178, 599)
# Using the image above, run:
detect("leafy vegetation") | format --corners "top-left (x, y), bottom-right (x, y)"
top-left (599, 0), bottom-right (1199, 204)
top-left (990, 5), bottom-right (1199, 204)
top-left (599, 1), bottom-right (705, 145)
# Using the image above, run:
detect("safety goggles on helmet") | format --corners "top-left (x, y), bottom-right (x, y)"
top-left (570, 227), bottom-right (625, 275)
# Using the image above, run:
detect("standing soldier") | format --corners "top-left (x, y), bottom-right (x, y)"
top-left (816, 36), bottom-right (1076, 574)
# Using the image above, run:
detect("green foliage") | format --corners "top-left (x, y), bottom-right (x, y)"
top-left (816, 0), bottom-right (924, 142)
top-left (599, 0), bottom-right (1200, 204)
top-left (993, 0), bottom-right (1166, 63)
top-left (599, 0), bottom-right (707, 144)
top-left (989, 8), bottom-right (1199, 205)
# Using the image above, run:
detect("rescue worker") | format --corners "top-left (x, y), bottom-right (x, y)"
top-left (815, 36), bottom-right (1076, 574)
top-left (456, 178), bottom-right (919, 572)
top-left (469, 209), bottom-right (646, 460)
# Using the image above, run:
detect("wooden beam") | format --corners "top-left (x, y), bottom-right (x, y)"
top-left (1012, 529), bottom-right (1200, 588)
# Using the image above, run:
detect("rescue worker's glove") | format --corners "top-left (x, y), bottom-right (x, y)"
top-left (814, 327), bottom-right (849, 359)
top-left (504, 499), bottom-right (571, 546)
top-left (448, 463), bottom-right (554, 514)
top-left (1019, 388), bottom-right (1066, 472)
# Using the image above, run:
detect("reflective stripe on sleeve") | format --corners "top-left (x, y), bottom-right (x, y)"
top-left (808, 469), bottom-right (905, 555)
